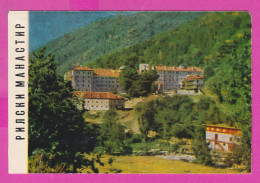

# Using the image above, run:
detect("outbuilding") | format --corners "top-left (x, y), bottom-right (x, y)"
top-left (205, 124), bottom-right (242, 152)
top-left (74, 91), bottom-right (125, 111)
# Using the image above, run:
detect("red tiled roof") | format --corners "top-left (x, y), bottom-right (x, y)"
top-left (72, 66), bottom-right (93, 71)
top-left (184, 75), bottom-right (203, 81)
top-left (154, 65), bottom-right (203, 72)
top-left (206, 124), bottom-right (239, 130)
top-left (155, 81), bottom-right (164, 84)
top-left (72, 66), bottom-right (120, 77)
top-left (93, 69), bottom-right (120, 77)
top-left (73, 92), bottom-right (125, 100)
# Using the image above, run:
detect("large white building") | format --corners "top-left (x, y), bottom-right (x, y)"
top-left (67, 66), bottom-right (121, 92)
top-left (66, 64), bottom-right (203, 93)
top-left (74, 91), bottom-right (125, 111)
top-left (139, 64), bottom-right (203, 92)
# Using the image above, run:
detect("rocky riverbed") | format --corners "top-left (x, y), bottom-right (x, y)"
top-left (156, 154), bottom-right (196, 162)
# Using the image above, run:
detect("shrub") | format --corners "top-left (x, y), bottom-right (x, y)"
top-left (170, 144), bottom-right (179, 153)
top-left (131, 134), bottom-right (143, 143)
top-left (121, 145), bottom-right (133, 155)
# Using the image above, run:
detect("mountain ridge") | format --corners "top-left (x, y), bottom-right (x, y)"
top-left (39, 12), bottom-right (204, 74)
top-left (87, 12), bottom-right (251, 71)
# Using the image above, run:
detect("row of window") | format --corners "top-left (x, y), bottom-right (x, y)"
top-left (207, 127), bottom-right (229, 133)
top-left (76, 84), bottom-right (90, 87)
top-left (95, 80), bottom-right (117, 83)
top-left (159, 71), bottom-right (201, 75)
top-left (94, 77), bottom-right (119, 80)
top-left (86, 105), bottom-right (108, 108)
top-left (167, 79), bottom-right (179, 82)
top-left (74, 71), bottom-right (92, 74)
top-left (159, 79), bottom-right (180, 82)
top-left (80, 76), bottom-right (92, 79)
top-left (159, 75), bottom-right (187, 79)
top-left (95, 85), bottom-right (119, 88)
top-left (76, 80), bottom-right (91, 83)
top-left (76, 80), bottom-right (120, 85)
top-left (86, 100), bottom-right (108, 104)
top-left (164, 75), bottom-right (189, 79)
top-left (85, 105), bottom-right (123, 109)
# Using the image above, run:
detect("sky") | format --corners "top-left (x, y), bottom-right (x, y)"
top-left (29, 11), bottom-right (136, 51)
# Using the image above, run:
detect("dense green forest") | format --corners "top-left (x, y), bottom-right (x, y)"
top-left (41, 12), bottom-right (203, 74)
top-left (88, 12), bottom-right (250, 70)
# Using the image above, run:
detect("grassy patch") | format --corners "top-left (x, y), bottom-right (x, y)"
top-left (81, 155), bottom-right (244, 174)
top-left (130, 139), bottom-right (169, 152)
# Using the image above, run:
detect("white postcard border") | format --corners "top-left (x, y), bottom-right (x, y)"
top-left (8, 11), bottom-right (29, 174)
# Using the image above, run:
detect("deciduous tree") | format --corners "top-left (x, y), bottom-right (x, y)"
top-left (29, 47), bottom-right (99, 173)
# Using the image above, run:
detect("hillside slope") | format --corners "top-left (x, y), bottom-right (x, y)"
top-left (88, 12), bottom-right (250, 70)
top-left (41, 12), bottom-right (204, 74)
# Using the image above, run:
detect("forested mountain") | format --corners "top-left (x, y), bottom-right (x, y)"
top-left (89, 12), bottom-right (252, 170)
top-left (41, 11), bottom-right (203, 74)
top-left (88, 12), bottom-right (250, 70)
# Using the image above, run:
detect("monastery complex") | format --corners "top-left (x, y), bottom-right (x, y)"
top-left (67, 65), bottom-right (241, 153)
top-left (66, 63), bottom-right (203, 93)
top-left (139, 64), bottom-right (203, 92)
top-left (65, 63), bottom-right (204, 111)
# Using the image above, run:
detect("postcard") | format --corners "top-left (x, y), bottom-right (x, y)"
top-left (7, 11), bottom-right (252, 175)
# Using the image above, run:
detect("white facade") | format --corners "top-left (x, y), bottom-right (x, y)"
top-left (205, 125), bottom-right (241, 152)
top-left (139, 64), bottom-right (203, 91)
top-left (72, 70), bottom-right (93, 91)
top-left (84, 98), bottom-right (125, 111)
top-left (70, 67), bottom-right (121, 92)
top-left (177, 89), bottom-right (202, 95)
top-left (158, 70), bottom-right (202, 90)
top-left (70, 65), bottom-right (203, 93)
top-left (93, 76), bottom-right (120, 92)
top-left (139, 63), bottom-right (150, 73)
top-left (206, 131), bottom-right (235, 152)
top-left (74, 91), bottom-right (125, 111)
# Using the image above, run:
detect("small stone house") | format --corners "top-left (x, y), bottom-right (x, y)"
top-left (205, 124), bottom-right (242, 152)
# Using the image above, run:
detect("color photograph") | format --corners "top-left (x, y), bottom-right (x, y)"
top-left (27, 11), bottom-right (251, 173)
